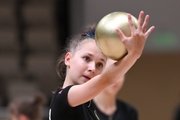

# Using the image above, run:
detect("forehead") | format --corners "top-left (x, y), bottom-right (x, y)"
top-left (76, 39), bottom-right (107, 61)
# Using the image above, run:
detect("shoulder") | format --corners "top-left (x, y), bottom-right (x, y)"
top-left (54, 85), bottom-right (73, 96)
top-left (49, 85), bottom-right (77, 119)
top-left (50, 85), bottom-right (74, 106)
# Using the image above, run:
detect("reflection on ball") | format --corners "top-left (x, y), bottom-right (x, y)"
top-left (95, 11), bottom-right (138, 60)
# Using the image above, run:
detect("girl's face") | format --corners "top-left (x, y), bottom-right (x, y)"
top-left (65, 39), bottom-right (107, 85)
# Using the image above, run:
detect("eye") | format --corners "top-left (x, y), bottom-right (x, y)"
top-left (83, 56), bottom-right (90, 62)
top-left (96, 62), bottom-right (104, 69)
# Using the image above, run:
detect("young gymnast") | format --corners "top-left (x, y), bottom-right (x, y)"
top-left (49, 11), bottom-right (155, 120)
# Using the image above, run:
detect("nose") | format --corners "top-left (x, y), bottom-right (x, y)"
top-left (88, 62), bottom-right (96, 73)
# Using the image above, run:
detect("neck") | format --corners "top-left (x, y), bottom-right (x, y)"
top-left (93, 91), bottom-right (117, 115)
top-left (62, 75), bottom-right (74, 88)
top-left (62, 80), bottom-right (71, 88)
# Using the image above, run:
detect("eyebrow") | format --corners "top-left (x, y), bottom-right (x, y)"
top-left (86, 53), bottom-right (106, 63)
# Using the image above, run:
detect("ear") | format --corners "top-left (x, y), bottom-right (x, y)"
top-left (65, 52), bottom-right (71, 67)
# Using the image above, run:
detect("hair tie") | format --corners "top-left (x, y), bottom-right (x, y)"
top-left (86, 30), bottom-right (95, 37)
top-left (81, 30), bottom-right (95, 37)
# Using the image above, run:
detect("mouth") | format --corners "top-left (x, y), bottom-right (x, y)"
top-left (83, 75), bottom-right (91, 81)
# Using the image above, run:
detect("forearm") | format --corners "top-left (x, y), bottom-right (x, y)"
top-left (102, 53), bottom-right (138, 84)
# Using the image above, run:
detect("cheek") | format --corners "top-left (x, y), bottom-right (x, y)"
top-left (72, 60), bottom-right (87, 72)
top-left (95, 68), bottom-right (104, 76)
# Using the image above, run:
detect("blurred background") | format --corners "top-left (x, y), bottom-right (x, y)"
top-left (0, 0), bottom-right (180, 120)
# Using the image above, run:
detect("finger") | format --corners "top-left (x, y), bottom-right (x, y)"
top-left (142, 15), bottom-right (149, 33)
top-left (138, 11), bottom-right (144, 29)
top-left (145, 26), bottom-right (155, 37)
top-left (127, 14), bottom-right (136, 33)
top-left (116, 28), bottom-right (126, 41)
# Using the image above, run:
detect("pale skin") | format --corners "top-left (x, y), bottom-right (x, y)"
top-left (93, 58), bottom-right (125, 115)
top-left (63, 11), bottom-right (155, 107)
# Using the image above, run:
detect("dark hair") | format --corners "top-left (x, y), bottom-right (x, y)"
top-left (8, 93), bottom-right (46, 120)
top-left (56, 24), bottom-right (96, 81)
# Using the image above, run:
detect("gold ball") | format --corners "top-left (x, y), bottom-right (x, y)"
top-left (95, 11), bottom-right (138, 60)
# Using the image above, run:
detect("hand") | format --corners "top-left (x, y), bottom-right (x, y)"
top-left (116, 11), bottom-right (155, 59)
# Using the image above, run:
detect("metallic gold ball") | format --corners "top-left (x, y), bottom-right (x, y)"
top-left (95, 11), bottom-right (138, 60)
